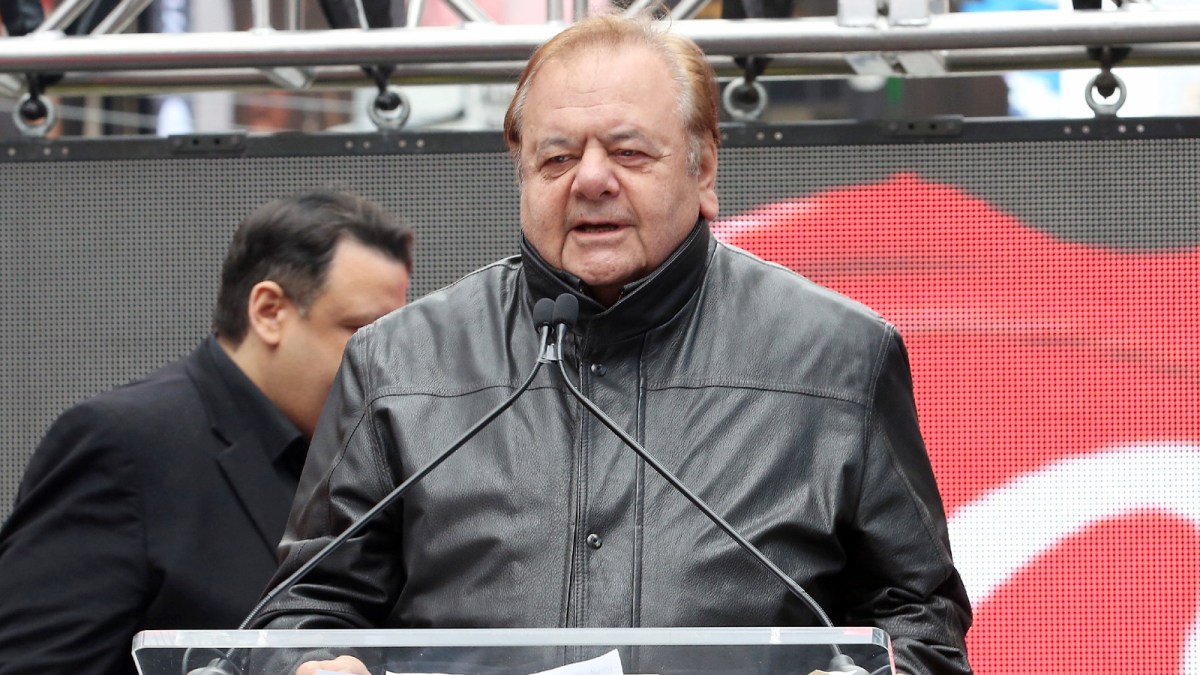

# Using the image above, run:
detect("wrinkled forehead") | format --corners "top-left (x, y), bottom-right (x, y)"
top-left (527, 60), bottom-right (684, 154)
top-left (526, 44), bottom-right (678, 116)
top-left (533, 40), bottom-right (673, 93)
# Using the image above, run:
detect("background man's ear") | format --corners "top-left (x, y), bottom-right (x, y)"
top-left (245, 281), bottom-right (290, 348)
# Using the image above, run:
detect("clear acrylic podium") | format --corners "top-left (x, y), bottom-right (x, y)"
top-left (132, 627), bottom-right (894, 675)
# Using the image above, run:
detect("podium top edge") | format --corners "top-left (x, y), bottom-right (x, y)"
top-left (132, 626), bottom-right (890, 650)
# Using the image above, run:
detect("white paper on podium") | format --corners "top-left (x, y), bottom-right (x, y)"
top-left (529, 649), bottom-right (623, 675)
top-left (374, 647), bottom-right (624, 675)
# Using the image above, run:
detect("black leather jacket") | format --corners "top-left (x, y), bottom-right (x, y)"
top-left (255, 222), bottom-right (972, 675)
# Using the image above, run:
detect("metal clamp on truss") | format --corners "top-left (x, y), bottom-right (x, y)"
top-left (838, 0), bottom-right (948, 77)
top-left (1085, 46), bottom-right (1128, 117)
top-left (366, 66), bottom-right (411, 131)
top-left (1073, 0), bottom-right (1135, 117)
top-left (13, 75), bottom-right (57, 138)
top-left (723, 57), bottom-right (770, 122)
top-left (315, 0), bottom-right (411, 131)
top-left (719, 1), bottom-right (795, 122)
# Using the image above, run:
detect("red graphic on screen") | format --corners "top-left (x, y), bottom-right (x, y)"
top-left (712, 173), bottom-right (1200, 674)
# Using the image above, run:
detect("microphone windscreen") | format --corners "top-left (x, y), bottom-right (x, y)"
top-left (552, 293), bottom-right (579, 328)
top-left (533, 298), bottom-right (555, 328)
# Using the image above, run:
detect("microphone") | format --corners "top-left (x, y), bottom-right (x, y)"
top-left (551, 293), bottom-right (578, 349)
top-left (535, 294), bottom-right (559, 363)
top-left (546, 293), bottom-right (873, 675)
top-left (184, 298), bottom-right (559, 675)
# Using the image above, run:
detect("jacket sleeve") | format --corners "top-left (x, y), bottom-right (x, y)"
top-left (0, 401), bottom-right (150, 675)
top-left (250, 326), bottom-right (406, 633)
top-left (840, 326), bottom-right (974, 675)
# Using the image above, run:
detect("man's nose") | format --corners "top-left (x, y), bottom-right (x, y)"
top-left (572, 147), bottom-right (618, 200)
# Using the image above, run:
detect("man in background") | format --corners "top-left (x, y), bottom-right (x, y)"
top-left (0, 189), bottom-right (413, 675)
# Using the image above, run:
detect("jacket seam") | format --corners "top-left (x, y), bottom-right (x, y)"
top-left (365, 402), bottom-right (394, 495)
top-left (864, 328), bottom-right (952, 562)
top-left (369, 381), bottom-right (562, 400)
top-left (321, 344), bottom-right (392, 532)
top-left (410, 256), bottom-right (521, 302)
top-left (717, 239), bottom-right (807, 278)
top-left (856, 326), bottom-right (893, 522)
top-left (348, 335), bottom-right (394, 505)
top-left (873, 423), bottom-right (954, 568)
top-left (863, 327), bottom-right (892, 457)
top-left (253, 605), bottom-right (376, 628)
top-left (631, 332), bottom-right (649, 628)
top-left (573, 350), bottom-right (590, 627)
top-left (646, 380), bottom-right (868, 408)
top-left (321, 409), bottom-right (381, 533)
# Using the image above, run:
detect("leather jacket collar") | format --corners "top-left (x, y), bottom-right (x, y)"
top-left (520, 219), bottom-right (714, 347)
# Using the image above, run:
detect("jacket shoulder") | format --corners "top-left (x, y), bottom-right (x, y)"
top-left (10, 354), bottom-right (210, 512)
top-left (691, 243), bottom-right (898, 403)
top-left (372, 256), bottom-right (520, 341)
top-left (81, 357), bottom-right (206, 432)
top-left (710, 241), bottom-right (892, 340)
top-left (343, 256), bottom-right (525, 393)
top-left (35, 356), bottom-right (209, 468)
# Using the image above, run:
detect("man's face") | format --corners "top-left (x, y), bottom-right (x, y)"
top-left (275, 238), bottom-right (409, 437)
top-left (518, 44), bottom-right (718, 306)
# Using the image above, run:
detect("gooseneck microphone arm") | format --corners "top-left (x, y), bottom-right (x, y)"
top-left (547, 294), bottom-right (869, 673)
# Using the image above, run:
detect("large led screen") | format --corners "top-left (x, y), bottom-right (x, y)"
top-left (713, 137), bottom-right (1200, 673)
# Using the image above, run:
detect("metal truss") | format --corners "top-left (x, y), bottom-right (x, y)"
top-left (1, 0), bottom-right (1199, 132)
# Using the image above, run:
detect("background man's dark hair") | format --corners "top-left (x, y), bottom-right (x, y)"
top-left (212, 189), bottom-right (414, 343)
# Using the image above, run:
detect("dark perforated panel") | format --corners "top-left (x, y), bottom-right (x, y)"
top-left (0, 147), bottom-right (521, 521)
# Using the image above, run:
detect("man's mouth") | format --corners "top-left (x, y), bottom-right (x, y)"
top-left (574, 223), bottom-right (623, 234)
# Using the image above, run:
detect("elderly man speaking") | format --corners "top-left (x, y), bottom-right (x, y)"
top-left (251, 13), bottom-right (973, 675)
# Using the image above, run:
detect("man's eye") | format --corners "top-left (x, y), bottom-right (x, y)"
top-left (539, 156), bottom-right (575, 174)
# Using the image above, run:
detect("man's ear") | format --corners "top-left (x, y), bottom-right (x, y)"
top-left (697, 141), bottom-right (719, 222)
top-left (245, 281), bottom-right (291, 348)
